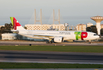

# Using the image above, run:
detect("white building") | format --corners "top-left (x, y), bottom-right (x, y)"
top-left (76, 24), bottom-right (86, 31)
top-left (2, 33), bottom-right (17, 40)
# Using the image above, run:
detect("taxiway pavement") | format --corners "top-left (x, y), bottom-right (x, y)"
top-left (0, 51), bottom-right (103, 64)
top-left (0, 41), bottom-right (103, 46)
top-left (0, 68), bottom-right (103, 70)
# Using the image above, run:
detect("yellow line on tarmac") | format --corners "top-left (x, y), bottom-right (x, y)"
top-left (94, 69), bottom-right (99, 70)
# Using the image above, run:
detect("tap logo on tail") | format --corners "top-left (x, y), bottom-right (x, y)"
top-left (10, 17), bottom-right (21, 30)
top-left (74, 32), bottom-right (88, 40)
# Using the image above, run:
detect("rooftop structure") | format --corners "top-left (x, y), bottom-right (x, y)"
top-left (34, 9), bottom-right (60, 25)
top-left (34, 9), bottom-right (42, 24)
top-left (91, 16), bottom-right (103, 35)
top-left (26, 9), bottom-right (65, 31)
top-left (53, 9), bottom-right (60, 24)
top-left (87, 23), bottom-right (93, 27)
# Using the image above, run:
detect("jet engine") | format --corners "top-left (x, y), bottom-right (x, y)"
top-left (54, 37), bottom-right (63, 43)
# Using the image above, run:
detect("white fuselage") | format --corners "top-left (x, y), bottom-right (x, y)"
top-left (18, 30), bottom-right (100, 41)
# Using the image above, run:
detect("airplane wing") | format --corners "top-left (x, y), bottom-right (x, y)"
top-left (34, 35), bottom-right (54, 38)
top-left (19, 34), bottom-right (55, 40)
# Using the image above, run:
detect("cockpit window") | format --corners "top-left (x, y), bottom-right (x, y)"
top-left (94, 34), bottom-right (98, 36)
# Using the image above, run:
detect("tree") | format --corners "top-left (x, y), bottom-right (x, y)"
top-left (101, 28), bottom-right (103, 35)
top-left (91, 26), bottom-right (97, 34)
top-left (5, 23), bottom-right (13, 30)
top-left (86, 27), bottom-right (91, 32)
top-left (0, 23), bottom-right (13, 38)
top-left (86, 25), bottom-right (97, 34)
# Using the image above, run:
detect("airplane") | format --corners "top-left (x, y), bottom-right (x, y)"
top-left (10, 17), bottom-right (100, 43)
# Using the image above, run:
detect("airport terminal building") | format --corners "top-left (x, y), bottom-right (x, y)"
top-left (25, 24), bottom-right (65, 31)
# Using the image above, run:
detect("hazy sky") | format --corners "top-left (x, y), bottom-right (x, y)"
top-left (0, 0), bottom-right (103, 26)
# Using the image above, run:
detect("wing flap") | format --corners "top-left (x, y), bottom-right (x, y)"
top-left (34, 35), bottom-right (54, 38)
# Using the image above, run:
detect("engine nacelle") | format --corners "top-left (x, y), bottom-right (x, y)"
top-left (54, 36), bottom-right (63, 43)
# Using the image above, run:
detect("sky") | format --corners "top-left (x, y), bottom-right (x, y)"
top-left (0, 0), bottom-right (103, 26)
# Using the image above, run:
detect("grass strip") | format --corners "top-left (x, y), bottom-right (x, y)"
top-left (0, 45), bottom-right (103, 53)
top-left (0, 62), bottom-right (103, 68)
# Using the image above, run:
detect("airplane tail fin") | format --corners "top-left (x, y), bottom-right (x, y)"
top-left (10, 17), bottom-right (26, 30)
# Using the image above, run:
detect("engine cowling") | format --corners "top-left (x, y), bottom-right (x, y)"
top-left (54, 37), bottom-right (63, 43)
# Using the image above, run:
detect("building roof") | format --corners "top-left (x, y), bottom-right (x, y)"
top-left (77, 24), bottom-right (86, 25)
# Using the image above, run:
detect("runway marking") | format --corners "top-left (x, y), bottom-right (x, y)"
top-left (94, 69), bottom-right (99, 70)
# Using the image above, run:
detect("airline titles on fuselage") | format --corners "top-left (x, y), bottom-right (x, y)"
top-left (59, 32), bottom-right (70, 35)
